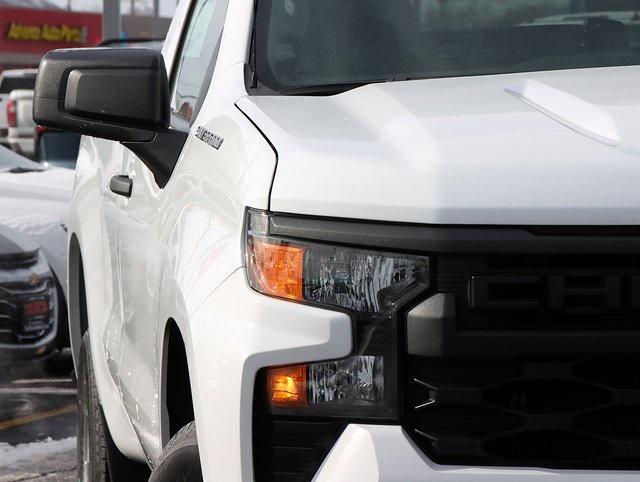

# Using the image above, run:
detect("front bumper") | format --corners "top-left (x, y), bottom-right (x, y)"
top-left (0, 323), bottom-right (57, 361)
top-left (0, 252), bottom-right (59, 361)
top-left (313, 425), bottom-right (640, 481)
top-left (190, 269), bottom-right (640, 482)
top-left (188, 268), bottom-right (352, 482)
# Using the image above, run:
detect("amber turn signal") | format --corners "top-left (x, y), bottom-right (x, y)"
top-left (247, 237), bottom-right (304, 301)
top-left (267, 365), bottom-right (308, 407)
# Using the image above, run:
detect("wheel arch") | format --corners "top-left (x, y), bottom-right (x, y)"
top-left (160, 318), bottom-right (195, 449)
top-left (68, 232), bottom-right (88, 369)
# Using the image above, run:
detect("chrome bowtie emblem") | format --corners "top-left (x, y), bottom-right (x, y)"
top-left (27, 272), bottom-right (42, 287)
top-left (195, 126), bottom-right (224, 150)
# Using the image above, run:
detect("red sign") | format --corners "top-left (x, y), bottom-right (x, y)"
top-left (0, 8), bottom-right (102, 55)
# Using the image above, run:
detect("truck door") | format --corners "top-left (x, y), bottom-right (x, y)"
top-left (115, 0), bottom-right (229, 458)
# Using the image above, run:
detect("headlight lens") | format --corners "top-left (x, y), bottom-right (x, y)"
top-left (245, 209), bottom-right (430, 418)
top-left (246, 211), bottom-right (429, 313)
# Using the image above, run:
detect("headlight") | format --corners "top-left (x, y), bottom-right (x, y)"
top-left (245, 209), bottom-right (430, 418)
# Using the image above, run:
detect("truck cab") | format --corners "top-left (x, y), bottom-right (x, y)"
top-left (33, 1), bottom-right (640, 481)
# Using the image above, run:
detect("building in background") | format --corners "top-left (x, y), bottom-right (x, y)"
top-left (0, 0), bottom-right (171, 72)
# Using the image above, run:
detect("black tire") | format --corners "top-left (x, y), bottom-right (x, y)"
top-left (54, 276), bottom-right (70, 351)
top-left (43, 277), bottom-right (72, 375)
top-left (77, 333), bottom-right (149, 482)
top-left (149, 422), bottom-right (202, 482)
top-left (42, 349), bottom-right (74, 377)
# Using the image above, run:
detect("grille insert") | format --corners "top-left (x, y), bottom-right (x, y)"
top-left (438, 254), bottom-right (640, 331)
top-left (404, 355), bottom-right (640, 469)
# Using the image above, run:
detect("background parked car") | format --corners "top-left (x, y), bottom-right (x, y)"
top-left (7, 89), bottom-right (35, 158)
top-left (0, 224), bottom-right (59, 361)
top-left (34, 127), bottom-right (81, 169)
top-left (0, 69), bottom-right (37, 147)
top-left (0, 145), bottom-right (73, 356)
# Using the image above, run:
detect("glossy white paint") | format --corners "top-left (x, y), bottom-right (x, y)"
top-left (64, 0), bottom-right (640, 479)
top-left (314, 425), bottom-right (640, 482)
top-left (69, 21), bottom-right (276, 463)
top-left (188, 270), bottom-right (351, 481)
top-left (239, 66), bottom-right (640, 225)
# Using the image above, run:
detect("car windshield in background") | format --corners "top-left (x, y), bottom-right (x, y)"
top-left (0, 76), bottom-right (36, 94)
top-left (255, 0), bottom-right (640, 93)
top-left (38, 132), bottom-right (81, 169)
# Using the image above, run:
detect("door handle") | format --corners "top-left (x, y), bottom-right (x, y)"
top-left (110, 175), bottom-right (133, 198)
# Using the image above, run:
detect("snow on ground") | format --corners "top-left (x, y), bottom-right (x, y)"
top-left (0, 437), bottom-right (75, 481)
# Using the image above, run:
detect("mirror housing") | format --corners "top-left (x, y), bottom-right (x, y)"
top-left (33, 48), bottom-right (186, 187)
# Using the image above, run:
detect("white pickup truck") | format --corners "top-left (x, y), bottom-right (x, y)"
top-left (0, 69), bottom-right (36, 146)
top-left (7, 89), bottom-right (35, 157)
top-left (32, 0), bottom-right (640, 481)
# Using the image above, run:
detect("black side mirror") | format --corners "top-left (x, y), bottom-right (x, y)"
top-left (33, 48), bottom-right (187, 187)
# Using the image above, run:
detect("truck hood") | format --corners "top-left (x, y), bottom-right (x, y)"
top-left (0, 166), bottom-right (73, 294)
top-left (238, 66), bottom-right (640, 225)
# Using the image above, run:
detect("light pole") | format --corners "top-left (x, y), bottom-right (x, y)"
top-left (102, 0), bottom-right (121, 41)
top-left (153, 0), bottom-right (160, 37)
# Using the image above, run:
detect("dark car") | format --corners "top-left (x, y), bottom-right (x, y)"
top-left (0, 224), bottom-right (59, 360)
top-left (0, 145), bottom-right (74, 362)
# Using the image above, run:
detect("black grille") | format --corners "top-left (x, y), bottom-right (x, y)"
top-left (404, 355), bottom-right (640, 469)
top-left (253, 417), bottom-right (344, 482)
top-left (438, 254), bottom-right (640, 331)
top-left (0, 251), bottom-right (39, 270)
top-left (0, 280), bottom-right (54, 344)
top-left (405, 251), bottom-right (640, 469)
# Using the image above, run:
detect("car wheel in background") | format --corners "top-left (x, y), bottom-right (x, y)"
top-left (43, 278), bottom-right (73, 376)
top-left (77, 333), bottom-right (149, 481)
top-left (149, 422), bottom-right (202, 482)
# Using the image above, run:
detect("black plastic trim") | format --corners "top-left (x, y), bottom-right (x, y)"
top-left (109, 175), bottom-right (133, 198)
top-left (122, 126), bottom-right (188, 188)
top-left (269, 214), bottom-right (640, 253)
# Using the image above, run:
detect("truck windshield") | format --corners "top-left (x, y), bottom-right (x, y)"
top-left (255, 0), bottom-right (640, 94)
top-left (0, 76), bottom-right (36, 94)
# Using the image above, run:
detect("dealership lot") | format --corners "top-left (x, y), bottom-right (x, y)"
top-left (0, 358), bottom-right (75, 481)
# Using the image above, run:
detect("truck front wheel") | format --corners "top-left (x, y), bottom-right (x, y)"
top-left (149, 422), bottom-right (203, 482)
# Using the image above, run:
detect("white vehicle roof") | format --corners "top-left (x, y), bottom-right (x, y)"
top-left (0, 69), bottom-right (38, 79)
top-left (9, 89), bottom-right (34, 100)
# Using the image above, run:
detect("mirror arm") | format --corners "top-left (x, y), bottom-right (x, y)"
top-left (121, 127), bottom-right (189, 188)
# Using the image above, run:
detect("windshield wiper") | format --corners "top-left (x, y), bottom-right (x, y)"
top-left (277, 75), bottom-right (427, 96)
top-left (280, 79), bottom-right (389, 96)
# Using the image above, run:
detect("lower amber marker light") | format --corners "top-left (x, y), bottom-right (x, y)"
top-left (267, 365), bottom-right (308, 407)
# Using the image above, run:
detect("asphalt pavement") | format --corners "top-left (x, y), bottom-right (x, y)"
top-left (0, 354), bottom-right (76, 481)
